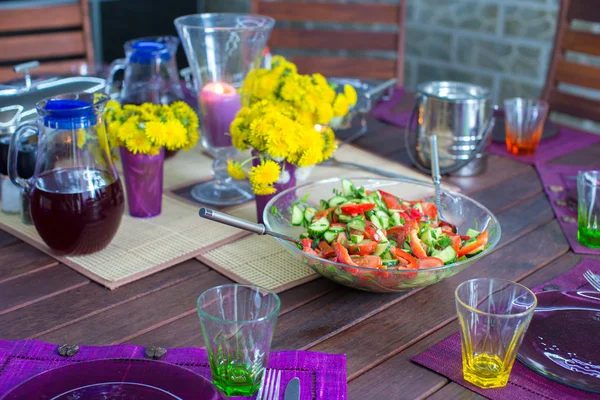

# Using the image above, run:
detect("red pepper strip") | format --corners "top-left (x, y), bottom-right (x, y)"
top-left (333, 242), bottom-right (357, 266)
top-left (391, 247), bottom-right (418, 269)
top-left (314, 206), bottom-right (337, 220)
top-left (378, 189), bottom-right (402, 209)
top-left (446, 234), bottom-right (462, 253)
top-left (418, 256), bottom-right (444, 268)
top-left (364, 226), bottom-right (381, 242)
top-left (318, 241), bottom-right (335, 258)
top-left (340, 203), bottom-right (375, 214)
top-left (457, 230), bottom-right (488, 257)
top-left (409, 229), bottom-right (428, 259)
top-left (409, 208), bottom-right (423, 220)
top-left (422, 202), bottom-right (438, 220)
top-left (346, 239), bottom-right (378, 256)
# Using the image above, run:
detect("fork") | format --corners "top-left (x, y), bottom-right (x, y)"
top-left (256, 369), bottom-right (281, 400)
top-left (584, 270), bottom-right (600, 292)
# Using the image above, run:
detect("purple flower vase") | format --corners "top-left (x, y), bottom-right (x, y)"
top-left (254, 160), bottom-right (297, 224)
top-left (120, 147), bottom-right (165, 218)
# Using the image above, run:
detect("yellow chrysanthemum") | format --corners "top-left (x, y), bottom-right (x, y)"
top-left (125, 128), bottom-right (153, 155)
top-left (253, 184), bottom-right (276, 196)
top-left (333, 93), bottom-right (350, 117)
top-left (248, 159), bottom-right (281, 187)
top-left (227, 160), bottom-right (247, 180)
top-left (316, 103), bottom-right (334, 125)
top-left (147, 146), bottom-right (162, 156)
top-left (145, 121), bottom-right (168, 146)
top-left (344, 84), bottom-right (358, 107)
top-left (117, 119), bottom-right (139, 142)
top-left (164, 119), bottom-right (188, 150)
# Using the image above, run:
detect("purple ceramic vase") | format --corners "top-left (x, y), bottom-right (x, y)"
top-left (253, 159), bottom-right (297, 224)
top-left (120, 147), bottom-right (165, 218)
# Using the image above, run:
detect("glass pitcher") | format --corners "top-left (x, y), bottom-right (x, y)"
top-left (106, 36), bottom-right (184, 105)
top-left (9, 93), bottom-right (124, 255)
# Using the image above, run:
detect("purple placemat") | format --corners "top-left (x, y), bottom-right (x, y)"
top-left (371, 87), bottom-right (412, 127)
top-left (412, 258), bottom-right (600, 400)
top-left (489, 126), bottom-right (600, 166)
top-left (0, 340), bottom-right (346, 399)
top-left (537, 163), bottom-right (600, 255)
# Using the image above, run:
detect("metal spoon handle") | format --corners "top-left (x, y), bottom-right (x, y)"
top-left (430, 135), bottom-right (442, 213)
top-left (199, 208), bottom-right (302, 245)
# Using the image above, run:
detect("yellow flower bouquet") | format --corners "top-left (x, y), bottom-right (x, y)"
top-left (103, 100), bottom-right (200, 217)
top-left (227, 56), bottom-right (356, 198)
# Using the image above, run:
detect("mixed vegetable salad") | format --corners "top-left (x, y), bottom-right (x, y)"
top-left (290, 179), bottom-right (489, 272)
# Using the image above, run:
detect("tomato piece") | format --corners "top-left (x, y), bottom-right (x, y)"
top-left (301, 238), bottom-right (318, 256)
top-left (318, 241), bottom-right (335, 258)
top-left (409, 208), bottom-right (423, 220)
top-left (439, 220), bottom-right (458, 234)
top-left (346, 239), bottom-right (378, 256)
top-left (418, 256), bottom-right (444, 268)
top-left (378, 189), bottom-right (402, 209)
top-left (333, 242), bottom-right (357, 265)
top-left (336, 232), bottom-right (347, 244)
top-left (331, 222), bottom-right (347, 228)
top-left (447, 234), bottom-right (462, 253)
top-left (351, 255), bottom-right (383, 269)
top-left (409, 229), bottom-right (428, 259)
top-left (364, 226), bottom-right (381, 242)
top-left (387, 225), bottom-right (404, 235)
top-left (391, 247), bottom-right (418, 269)
top-left (340, 203), bottom-right (375, 214)
top-left (422, 202), bottom-right (438, 221)
top-left (457, 230), bottom-right (489, 257)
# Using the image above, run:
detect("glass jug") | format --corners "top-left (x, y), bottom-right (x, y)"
top-left (9, 93), bottom-right (124, 255)
top-left (106, 36), bottom-right (184, 105)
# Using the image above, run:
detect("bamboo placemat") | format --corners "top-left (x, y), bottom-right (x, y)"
top-left (197, 143), bottom-right (452, 292)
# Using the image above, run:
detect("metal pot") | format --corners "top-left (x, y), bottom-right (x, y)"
top-left (405, 81), bottom-right (495, 176)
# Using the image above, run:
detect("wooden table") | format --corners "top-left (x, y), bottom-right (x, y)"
top-left (1, 117), bottom-right (598, 399)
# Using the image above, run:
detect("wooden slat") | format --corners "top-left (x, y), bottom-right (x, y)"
top-left (555, 59), bottom-right (600, 91)
top-left (0, 243), bottom-right (58, 284)
top-left (0, 230), bottom-right (19, 249)
top-left (0, 3), bottom-right (83, 33)
top-left (0, 259), bottom-right (209, 340)
top-left (566, 0), bottom-right (600, 22)
top-left (270, 28), bottom-right (397, 51)
top-left (256, 1), bottom-right (399, 25)
top-left (0, 31), bottom-right (86, 63)
top-left (0, 59), bottom-right (87, 83)
top-left (562, 28), bottom-right (600, 56)
top-left (287, 54), bottom-right (396, 79)
top-left (548, 89), bottom-right (600, 122)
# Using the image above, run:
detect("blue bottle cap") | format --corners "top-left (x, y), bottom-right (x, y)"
top-left (130, 40), bottom-right (170, 63)
top-left (43, 99), bottom-right (96, 130)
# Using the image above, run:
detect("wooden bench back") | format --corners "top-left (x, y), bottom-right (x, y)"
top-left (251, 0), bottom-right (405, 84)
top-left (0, 0), bottom-right (94, 83)
top-left (543, 0), bottom-right (600, 122)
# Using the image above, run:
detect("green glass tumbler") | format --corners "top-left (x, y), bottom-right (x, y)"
top-left (197, 284), bottom-right (280, 397)
top-left (578, 170), bottom-right (600, 248)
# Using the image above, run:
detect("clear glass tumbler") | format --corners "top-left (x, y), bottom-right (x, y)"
top-left (455, 278), bottom-right (537, 389)
top-left (503, 98), bottom-right (549, 156)
top-left (175, 14), bottom-right (274, 206)
top-left (577, 170), bottom-right (600, 248)
top-left (197, 284), bottom-right (280, 397)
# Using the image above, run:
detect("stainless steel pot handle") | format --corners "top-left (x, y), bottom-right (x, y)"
top-left (404, 104), bottom-right (497, 175)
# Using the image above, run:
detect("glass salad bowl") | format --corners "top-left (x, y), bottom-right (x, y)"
top-left (263, 177), bottom-right (501, 293)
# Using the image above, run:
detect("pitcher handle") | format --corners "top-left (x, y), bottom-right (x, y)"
top-left (105, 58), bottom-right (126, 95)
top-left (9, 121), bottom-right (38, 190)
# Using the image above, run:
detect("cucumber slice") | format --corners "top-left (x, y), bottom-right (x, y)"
top-left (338, 214), bottom-right (353, 223)
top-left (466, 228), bottom-right (480, 239)
top-left (432, 246), bottom-right (457, 264)
top-left (328, 225), bottom-right (346, 233)
top-left (376, 229), bottom-right (388, 242)
top-left (341, 179), bottom-right (356, 196)
top-left (413, 203), bottom-right (424, 213)
top-left (299, 232), bottom-right (310, 239)
top-left (308, 217), bottom-right (330, 235)
top-left (369, 214), bottom-right (383, 229)
top-left (381, 250), bottom-right (393, 260)
top-left (347, 218), bottom-right (366, 232)
top-left (382, 259), bottom-right (399, 267)
top-left (323, 230), bottom-right (338, 243)
top-left (304, 207), bottom-right (317, 223)
top-left (374, 242), bottom-right (390, 256)
top-left (402, 241), bottom-right (411, 252)
top-left (421, 229), bottom-right (437, 247)
top-left (319, 199), bottom-right (329, 210)
top-left (467, 244), bottom-right (485, 257)
top-left (291, 205), bottom-right (304, 226)
top-left (350, 234), bottom-right (364, 244)
top-left (379, 214), bottom-right (390, 229)
top-left (390, 212), bottom-right (403, 227)
top-left (328, 196), bottom-right (347, 208)
top-left (368, 190), bottom-right (382, 200)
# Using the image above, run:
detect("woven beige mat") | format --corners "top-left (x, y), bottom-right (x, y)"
top-left (0, 195), bottom-right (245, 289)
top-left (197, 143), bottom-right (454, 292)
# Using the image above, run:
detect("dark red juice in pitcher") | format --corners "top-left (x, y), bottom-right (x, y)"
top-left (29, 168), bottom-right (124, 255)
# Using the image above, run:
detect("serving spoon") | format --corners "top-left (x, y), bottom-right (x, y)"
top-left (429, 135), bottom-right (457, 232)
top-left (198, 207), bottom-right (302, 246)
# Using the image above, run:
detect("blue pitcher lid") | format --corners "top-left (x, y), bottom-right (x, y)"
top-left (131, 40), bottom-right (171, 63)
top-left (43, 99), bottom-right (96, 129)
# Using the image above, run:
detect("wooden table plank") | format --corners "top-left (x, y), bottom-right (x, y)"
top-left (309, 220), bottom-right (568, 379)
top-left (0, 242), bottom-right (58, 284)
top-left (0, 230), bottom-right (18, 249)
top-left (0, 259), bottom-right (210, 340)
top-left (0, 265), bottom-right (89, 315)
top-left (348, 252), bottom-right (583, 400)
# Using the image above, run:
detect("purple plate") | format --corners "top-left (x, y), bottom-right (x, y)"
top-left (518, 291), bottom-right (600, 393)
top-left (0, 358), bottom-right (225, 400)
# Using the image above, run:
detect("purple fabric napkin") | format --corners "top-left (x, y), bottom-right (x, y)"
top-left (412, 258), bottom-right (600, 400)
top-left (0, 339), bottom-right (347, 399)
top-left (489, 126), bottom-right (600, 166)
top-left (371, 87), bottom-right (412, 127)
top-left (537, 163), bottom-right (600, 255)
